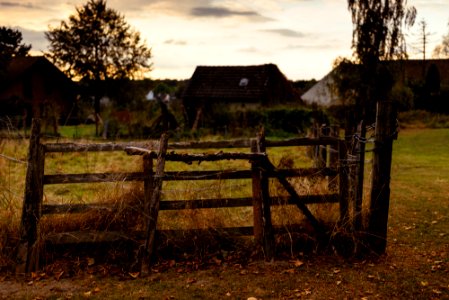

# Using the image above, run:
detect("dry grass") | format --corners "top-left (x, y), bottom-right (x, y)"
top-left (1, 127), bottom-right (448, 299)
top-left (0, 133), bottom-right (344, 269)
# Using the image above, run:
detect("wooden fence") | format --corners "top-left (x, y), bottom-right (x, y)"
top-left (16, 119), bottom-right (351, 273)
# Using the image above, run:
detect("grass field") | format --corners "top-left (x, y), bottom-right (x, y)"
top-left (0, 127), bottom-right (448, 299)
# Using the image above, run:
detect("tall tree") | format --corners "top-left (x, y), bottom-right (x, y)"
top-left (0, 26), bottom-right (31, 78)
top-left (45, 0), bottom-right (152, 135)
top-left (347, 0), bottom-right (416, 113)
top-left (433, 21), bottom-right (449, 58)
top-left (332, 0), bottom-right (415, 243)
top-left (346, 0), bottom-right (415, 254)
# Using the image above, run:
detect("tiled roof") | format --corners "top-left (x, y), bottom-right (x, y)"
top-left (183, 64), bottom-right (291, 101)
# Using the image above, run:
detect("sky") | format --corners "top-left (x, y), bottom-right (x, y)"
top-left (1, 0), bottom-right (448, 81)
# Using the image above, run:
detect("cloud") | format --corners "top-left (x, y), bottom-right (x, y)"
top-left (164, 39), bottom-right (187, 45)
top-left (238, 47), bottom-right (260, 53)
top-left (263, 29), bottom-right (306, 38)
top-left (0, 1), bottom-right (38, 9)
top-left (191, 6), bottom-right (260, 18)
top-left (18, 27), bottom-right (48, 52)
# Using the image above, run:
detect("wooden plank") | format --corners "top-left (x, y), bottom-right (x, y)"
top-left (43, 168), bottom-right (338, 185)
top-left (163, 170), bottom-right (252, 181)
top-left (251, 130), bottom-right (274, 259)
top-left (17, 119), bottom-right (45, 273)
top-left (44, 141), bottom-right (158, 153)
top-left (141, 133), bottom-right (168, 274)
top-left (328, 126), bottom-right (340, 191)
top-left (43, 172), bottom-right (145, 184)
top-left (338, 140), bottom-right (350, 226)
top-left (41, 194), bottom-right (339, 215)
top-left (252, 139), bottom-right (264, 246)
top-left (42, 203), bottom-right (115, 214)
top-left (44, 227), bottom-right (255, 245)
top-left (265, 136), bottom-right (339, 147)
top-left (354, 120), bottom-right (366, 231)
top-left (368, 101), bottom-right (396, 254)
top-left (44, 137), bottom-right (339, 154)
top-left (261, 158), bottom-right (326, 237)
top-left (168, 139), bottom-right (252, 149)
top-left (125, 146), bottom-right (267, 162)
top-left (143, 155), bottom-right (153, 230)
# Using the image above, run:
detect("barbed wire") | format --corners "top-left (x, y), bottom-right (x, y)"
top-left (161, 182), bottom-right (250, 195)
top-left (0, 153), bottom-right (27, 165)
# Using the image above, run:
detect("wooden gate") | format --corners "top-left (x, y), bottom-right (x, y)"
top-left (16, 119), bottom-right (350, 273)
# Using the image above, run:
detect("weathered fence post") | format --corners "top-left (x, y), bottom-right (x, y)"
top-left (16, 118), bottom-right (45, 273)
top-left (141, 133), bottom-right (168, 274)
top-left (354, 121), bottom-right (366, 231)
top-left (329, 125), bottom-right (339, 191)
top-left (368, 101), bottom-right (396, 254)
top-left (251, 129), bottom-right (274, 259)
top-left (142, 154), bottom-right (154, 228)
top-left (338, 140), bottom-right (350, 226)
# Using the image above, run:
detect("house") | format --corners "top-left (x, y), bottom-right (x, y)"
top-left (182, 64), bottom-right (295, 128)
top-left (302, 59), bottom-right (449, 108)
top-left (0, 56), bottom-right (76, 131)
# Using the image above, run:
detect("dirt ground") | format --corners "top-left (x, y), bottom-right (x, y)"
top-left (1, 239), bottom-right (448, 300)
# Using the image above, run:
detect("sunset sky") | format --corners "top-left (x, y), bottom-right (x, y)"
top-left (1, 0), bottom-right (448, 80)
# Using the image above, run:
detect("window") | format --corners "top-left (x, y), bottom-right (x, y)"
top-left (239, 78), bottom-right (249, 87)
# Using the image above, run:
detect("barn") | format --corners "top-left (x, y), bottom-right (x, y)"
top-left (0, 56), bottom-right (76, 131)
top-left (182, 64), bottom-right (295, 129)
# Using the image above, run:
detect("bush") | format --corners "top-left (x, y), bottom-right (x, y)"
top-left (203, 106), bottom-right (317, 137)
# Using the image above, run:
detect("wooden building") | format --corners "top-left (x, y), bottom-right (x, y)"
top-left (0, 56), bottom-right (76, 131)
top-left (182, 64), bottom-right (295, 129)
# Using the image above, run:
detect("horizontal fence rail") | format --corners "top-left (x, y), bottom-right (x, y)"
top-left (43, 168), bottom-right (338, 184)
top-left (41, 194), bottom-right (340, 215)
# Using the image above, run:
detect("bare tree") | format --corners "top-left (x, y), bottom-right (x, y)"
top-left (433, 21), bottom-right (449, 58)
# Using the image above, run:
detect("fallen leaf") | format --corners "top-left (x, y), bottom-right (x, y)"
top-left (420, 281), bottom-right (428, 287)
top-left (333, 269), bottom-right (341, 274)
top-left (337, 281), bottom-right (342, 285)
top-left (93, 287), bottom-right (101, 294)
top-left (84, 291), bottom-right (92, 297)
top-left (212, 257), bottom-right (222, 265)
top-left (186, 278), bottom-right (196, 284)
top-left (129, 272), bottom-right (140, 279)
top-left (247, 297), bottom-right (258, 300)
top-left (226, 292), bottom-right (231, 297)
top-left (282, 269), bottom-right (295, 274)
top-left (432, 289), bottom-right (442, 295)
top-left (54, 271), bottom-right (64, 281)
top-left (87, 257), bottom-right (95, 266)
top-left (27, 280), bottom-right (34, 286)
top-left (240, 270), bottom-right (248, 275)
top-left (291, 260), bottom-right (304, 268)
